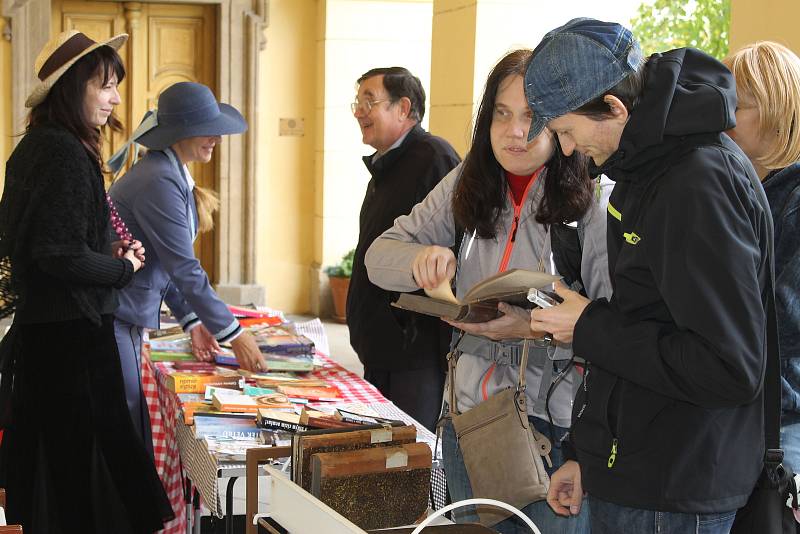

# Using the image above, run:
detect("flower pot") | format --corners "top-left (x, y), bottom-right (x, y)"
top-left (329, 275), bottom-right (350, 323)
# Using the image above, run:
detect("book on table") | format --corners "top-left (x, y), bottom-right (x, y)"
top-left (309, 442), bottom-right (432, 531)
top-left (257, 407), bottom-right (369, 433)
top-left (392, 268), bottom-right (560, 323)
top-left (193, 412), bottom-right (259, 440)
top-left (164, 366), bottom-right (241, 393)
top-left (291, 424), bottom-right (417, 493)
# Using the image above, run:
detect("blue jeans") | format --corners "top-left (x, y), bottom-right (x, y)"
top-left (442, 414), bottom-right (590, 534)
top-left (781, 412), bottom-right (800, 474)
top-left (590, 498), bottom-right (736, 534)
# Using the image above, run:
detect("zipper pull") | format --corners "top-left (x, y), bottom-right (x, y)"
top-left (510, 216), bottom-right (519, 242)
top-left (607, 438), bottom-right (618, 468)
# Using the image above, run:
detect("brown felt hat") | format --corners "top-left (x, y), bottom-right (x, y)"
top-left (26, 29), bottom-right (128, 108)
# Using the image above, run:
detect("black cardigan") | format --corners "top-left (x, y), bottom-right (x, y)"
top-left (0, 125), bottom-right (133, 325)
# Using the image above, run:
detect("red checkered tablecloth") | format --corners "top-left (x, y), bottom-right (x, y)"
top-left (142, 319), bottom-right (387, 524)
top-left (142, 352), bottom-right (186, 534)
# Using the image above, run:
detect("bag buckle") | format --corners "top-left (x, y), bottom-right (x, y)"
top-left (492, 344), bottom-right (521, 366)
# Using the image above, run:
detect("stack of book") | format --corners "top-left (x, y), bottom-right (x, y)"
top-left (217, 325), bottom-right (316, 372)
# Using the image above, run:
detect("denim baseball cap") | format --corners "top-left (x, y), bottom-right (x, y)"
top-left (524, 17), bottom-right (643, 141)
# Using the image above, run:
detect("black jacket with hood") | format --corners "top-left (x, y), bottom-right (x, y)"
top-left (568, 48), bottom-right (772, 513)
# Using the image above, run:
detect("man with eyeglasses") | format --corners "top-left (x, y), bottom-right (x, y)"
top-left (347, 66), bottom-right (460, 431)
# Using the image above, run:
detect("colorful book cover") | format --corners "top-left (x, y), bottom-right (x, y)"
top-left (248, 325), bottom-right (315, 355)
top-left (278, 385), bottom-right (341, 401)
top-left (211, 392), bottom-right (260, 413)
top-left (165, 367), bottom-right (241, 394)
top-left (149, 351), bottom-right (196, 362)
top-left (193, 412), bottom-right (260, 440)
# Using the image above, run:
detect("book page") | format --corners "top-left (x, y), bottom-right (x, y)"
top-left (424, 279), bottom-right (460, 304)
top-left (464, 269), bottom-right (559, 302)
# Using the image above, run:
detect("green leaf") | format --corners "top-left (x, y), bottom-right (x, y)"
top-left (631, 0), bottom-right (730, 60)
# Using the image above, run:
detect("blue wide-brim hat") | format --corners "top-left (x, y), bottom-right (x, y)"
top-left (136, 81), bottom-right (247, 150)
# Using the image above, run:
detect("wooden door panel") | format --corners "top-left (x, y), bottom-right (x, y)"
top-left (145, 3), bottom-right (217, 283)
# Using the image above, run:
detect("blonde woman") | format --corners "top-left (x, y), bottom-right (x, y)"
top-left (108, 82), bottom-right (264, 450)
top-left (725, 41), bottom-right (800, 473)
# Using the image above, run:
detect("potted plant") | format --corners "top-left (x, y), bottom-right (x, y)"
top-left (325, 248), bottom-right (354, 323)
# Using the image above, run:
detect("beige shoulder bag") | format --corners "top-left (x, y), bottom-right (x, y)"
top-left (448, 337), bottom-right (552, 526)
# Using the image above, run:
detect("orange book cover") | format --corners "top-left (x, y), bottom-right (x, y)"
top-left (211, 392), bottom-right (260, 413)
top-left (278, 385), bottom-right (342, 401)
top-left (165, 368), bottom-right (241, 394)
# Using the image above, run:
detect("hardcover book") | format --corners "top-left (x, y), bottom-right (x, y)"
top-left (309, 442), bottom-right (432, 531)
top-left (392, 269), bottom-right (559, 323)
top-left (291, 424), bottom-right (417, 492)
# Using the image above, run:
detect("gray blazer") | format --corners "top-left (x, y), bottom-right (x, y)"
top-left (109, 149), bottom-right (240, 341)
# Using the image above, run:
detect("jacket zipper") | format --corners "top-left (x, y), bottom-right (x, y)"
top-left (608, 382), bottom-right (625, 469)
top-left (482, 168), bottom-right (543, 401)
top-left (574, 366), bottom-right (620, 469)
top-left (497, 167), bottom-right (541, 272)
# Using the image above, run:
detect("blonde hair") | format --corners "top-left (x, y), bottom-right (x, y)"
top-left (724, 41), bottom-right (800, 169)
top-left (193, 185), bottom-right (219, 233)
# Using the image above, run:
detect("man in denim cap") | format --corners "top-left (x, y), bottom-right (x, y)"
top-left (528, 18), bottom-right (771, 533)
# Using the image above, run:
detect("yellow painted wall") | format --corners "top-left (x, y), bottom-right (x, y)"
top-left (0, 19), bottom-right (12, 196)
top-left (311, 0), bottom-right (435, 316)
top-left (730, 0), bottom-right (800, 54)
top-left (255, 0), bottom-right (318, 313)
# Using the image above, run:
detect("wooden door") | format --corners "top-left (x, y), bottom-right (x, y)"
top-left (52, 0), bottom-right (219, 283)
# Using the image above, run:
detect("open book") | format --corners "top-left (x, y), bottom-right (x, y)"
top-left (391, 268), bottom-right (559, 323)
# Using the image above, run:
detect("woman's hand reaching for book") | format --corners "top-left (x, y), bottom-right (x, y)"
top-left (530, 281), bottom-right (590, 343)
top-left (190, 323), bottom-right (221, 362)
top-left (230, 331), bottom-right (266, 372)
top-left (412, 245), bottom-right (456, 290)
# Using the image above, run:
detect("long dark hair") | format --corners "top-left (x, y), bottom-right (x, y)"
top-left (453, 49), bottom-right (593, 238)
top-left (28, 45), bottom-right (126, 164)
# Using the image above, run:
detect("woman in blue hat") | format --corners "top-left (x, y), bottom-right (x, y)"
top-left (108, 81), bottom-right (264, 449)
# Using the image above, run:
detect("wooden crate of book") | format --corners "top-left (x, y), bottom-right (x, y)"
top-left (309, 442), bottom-right (432, 531)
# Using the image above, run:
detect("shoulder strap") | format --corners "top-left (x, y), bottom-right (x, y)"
top-left (741, 160), bottom-right (781, 455)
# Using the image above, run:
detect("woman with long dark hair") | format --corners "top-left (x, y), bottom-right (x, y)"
top-left (365, 49), bottom-right (611, 533)
top-left (0, 30), bottom-right (172, 533)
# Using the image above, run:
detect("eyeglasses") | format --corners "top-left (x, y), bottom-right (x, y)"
top-left (350, 98), bottom-right (390, 114)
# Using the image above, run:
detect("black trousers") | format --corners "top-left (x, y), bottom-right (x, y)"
top-left (363, 366), bottom-right (445, 431)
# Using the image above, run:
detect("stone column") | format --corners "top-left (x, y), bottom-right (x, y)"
top-left (2, 0), bottom-right (50, 143)
top-left (214, 0), bottom-right (268, 306)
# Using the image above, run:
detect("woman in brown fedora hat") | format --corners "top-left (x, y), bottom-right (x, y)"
top-left (0, 30), bottom-right (172, 533)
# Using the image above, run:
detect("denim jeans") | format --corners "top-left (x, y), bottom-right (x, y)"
top-left (590, 498), bottom-right (736, 534)
top-left (781, 412), bottom-right (800, 474)
top-left (441, 413), bottom-right (590, 534)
